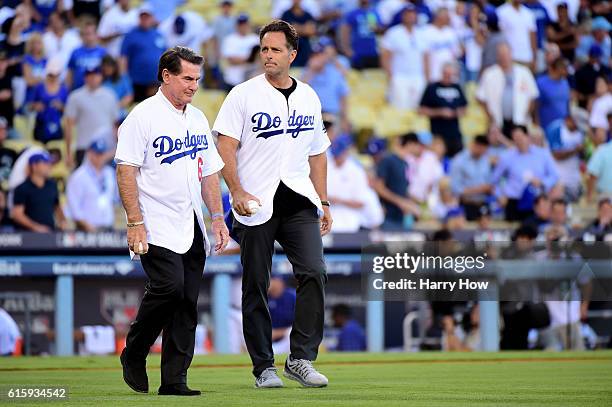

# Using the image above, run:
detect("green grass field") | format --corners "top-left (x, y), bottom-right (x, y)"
top-left (1, 351), bottom-right (611, 406)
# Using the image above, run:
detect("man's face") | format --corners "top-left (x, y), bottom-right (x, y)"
top-left (163, 59), bottom-right (201, 106)
top-left (87, 151), bottom-right (106, 168)
top-left (551, 204), bottom-right (567, 225)
top-left (442, 64), bottom-right (456, 83)
top-left (535, 198), bottom-right (551, 218)
top-left (139, 13), bottom-right (155, 29)
top-left (402, 9), bottom-right (417, 26)
top-left (31, 161), bottom-right (51, 178)
top-left (512, 129), bottom-right (530, 150)
top-left (237, 21), bottom-right (251, 35)
top-left (85, 72), bottom-right (102, 89)
top-left (470, 142), bottom-right (487, 158)
top-left (260, 31), bottom-right (296, 76)
top-left (81, 25), bottom-right (97, 45)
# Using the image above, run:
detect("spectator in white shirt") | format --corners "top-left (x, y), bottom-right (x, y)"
top-left (97, 0), bottom-right (138, 58)
top-left (327, 135), bottom-right (373, 232)
top-left (42, 11), bottom-right (82, 70)
top-left (380, 4), bottom-right (428, 110)
top-left (66, 138), bottom-right (117, 232)
top-left (422, 7), bottom-right (461, 82)
top-left (0, 308), bottom-right (20, 356)
top-left (405, 131), bottom-right (444, 203)
top-left (497, 0), bottom-right (537, 69)
top-left (159, 11), bottom-right (213, 51)
top-left (589, 76), bottom-right (612, 146)
top-left (476, 42), bottom-right (538, 138)
top-left (221, 14), bottom-right (259, 88)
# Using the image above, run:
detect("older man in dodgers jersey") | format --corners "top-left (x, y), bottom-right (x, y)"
top-left (214, 20), bottom-right (332, 389)
top-left (115, 46), bottom-right (229, 396)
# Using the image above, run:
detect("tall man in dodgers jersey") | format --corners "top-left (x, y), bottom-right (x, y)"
top-left (214, 20), bottom-right (332, 389)
top-left (115, 46), bottom-right (229, 396)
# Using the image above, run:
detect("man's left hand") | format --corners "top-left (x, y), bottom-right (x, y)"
top-left (320, 206), bottom-right (333, 236)
top-left (212, 218), bottom-right (230, 254)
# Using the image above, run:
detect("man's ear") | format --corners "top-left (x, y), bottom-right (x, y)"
top-left (162, 69), bottom-right (169, 83)
top-left (289, 49), bottom-right (297, 64)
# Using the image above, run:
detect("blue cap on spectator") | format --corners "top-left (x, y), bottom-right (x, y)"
top-left (416, 131), bottom-right (432, 146)
top-left (85, 65), bottom-right (101, 75)
top-left (88, 139), bottom-right (109, 154)
top-left (237, 13), bottom-right (249, 24)
top-left (330, 134), bottom-right (353, 157)
top-left (28, 152), bottom-right (51, 165)
top-left (592, 16), bottom-right (611, 31)
top-left (400, 3), bottom-right (417, 13)
top-left (590, 44), bottom-right (603, 58)
top-left (174, 15), bottom-right (186, 35)
top-left (318, 36), bottom-right (334, 49)
top-left (444, 206), bottom-right (465, 222)
top-left (366, 137), bottom-right (387, 156)
top-left (311, 43), bottom-right (324, 54)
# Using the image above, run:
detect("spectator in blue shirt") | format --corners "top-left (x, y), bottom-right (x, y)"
top-left (26, 0), bottom-right (59, 31)
top-left (302, 42), bottom-right (349, 128)
top-left (31, 58), bottom-right (68, 143)
top-left (281, 0), bottom-right (317, 67)
top-left (536, 57), bottom-right (570, 131)
top-left (576, 17), bottom-right (611, 67)
top-left (449, 135), bottom-right (493, 221)
top-left (268, 276), bottom-right (296, 355)
top-left (67, 19), bottom-right (106, 90)
top-left (587, 139), bottom-right (612, 201)
top-left (120, 4), bottom-right (166, 102)
top-left (372, 134), bottom-right (421, 230)
top-left (491, 125), bottom-right (560, 221)
top-left (388, 1), bottom-right (432, 28)
top-left (101, 55), bottom-right (133, 122)
top-left (340, 0), bottom-right (383, 69)
top-left (331, 304), bottom-right (366, 352)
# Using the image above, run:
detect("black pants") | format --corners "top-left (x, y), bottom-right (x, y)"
top-left (124, 214), bottom-right (205, 386)
top-left (233, 207), bottom-right (327, 377)
top-left (505, 198), bottom-right (533, 222)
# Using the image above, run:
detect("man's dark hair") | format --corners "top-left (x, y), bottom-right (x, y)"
top-left (513, 225), bottom-right (538, 241)
top-left (511, 124), bottom-right (528, 136)
top-left (399, 132), bottom-right (418, 146)
top-left (157, 46), bottom-right (204, 82)
top-left (534, 194), bottom-right (550, 206)
top-left (431, 228), bottom-right (453, 241)
top-left (474, 135), bottom-right (489, 146)
top-left (332, 304), bottom-right (352, 319)
top-left (259, 20), bottom-right (299, 51)
top-left (551, 198), bottom-right (567, 208)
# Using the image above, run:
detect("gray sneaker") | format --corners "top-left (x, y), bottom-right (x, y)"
top-left (255, 367), bottom-right (284, 388)
top-left (284, 356), bottom-right (328, 387)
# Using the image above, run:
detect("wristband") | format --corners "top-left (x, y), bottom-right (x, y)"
top-left (321, 200), bottom-right (331, 207)
top-left (127, 221), bottom-right (144, 228)
top-left (211, 212), bottom-right (224, 220)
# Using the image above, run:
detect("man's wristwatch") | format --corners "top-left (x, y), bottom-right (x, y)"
top-left (321, 200), bottom-right (331, 207)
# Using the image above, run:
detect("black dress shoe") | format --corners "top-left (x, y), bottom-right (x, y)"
top-left (120, 348), bottom-right (148, 393)
top-left (158, 384), bottom-right (201, 396)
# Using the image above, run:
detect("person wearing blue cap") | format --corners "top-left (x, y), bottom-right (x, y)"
top-left (327, 134), bottom-right (370, 232)
top-left (120, 3), bottom-right (167, 102)
top-left (12, 151), bottom-right (65, 232)
top-left (65, 138), bottom-right (117, 232)
top-left (576, 16), bottom-right (611, 67)
top-left (575, 44), bottom-right (611, 109)
top-left (66, 19), bottom-right (107, 90)
top-left (219, 13), bottom-right (259, 89)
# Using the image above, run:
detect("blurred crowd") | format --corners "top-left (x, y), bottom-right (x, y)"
top-left (0, 0), bottom-right (609, 240)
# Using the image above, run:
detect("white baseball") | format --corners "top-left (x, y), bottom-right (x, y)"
top-left (247, 200), bottom-right (260, 214)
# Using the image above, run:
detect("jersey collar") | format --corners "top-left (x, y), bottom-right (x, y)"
top-left (156, 87), bottom-right (188, 116)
